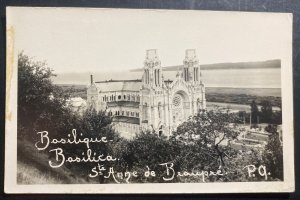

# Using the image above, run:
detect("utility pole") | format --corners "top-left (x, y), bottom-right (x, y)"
top-left (250, 111), bottom-right (252, 128)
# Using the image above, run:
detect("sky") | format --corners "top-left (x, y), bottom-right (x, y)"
top-left (7, 7), bottom-right (292, 73)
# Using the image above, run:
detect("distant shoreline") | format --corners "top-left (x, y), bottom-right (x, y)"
top-left (130, 59), bottom-right (281, 72)
top-left (55, 84), bottom-right (280, 90)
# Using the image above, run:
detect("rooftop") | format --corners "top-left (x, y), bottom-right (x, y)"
top-left (94, 80), bottom-right (142, 92)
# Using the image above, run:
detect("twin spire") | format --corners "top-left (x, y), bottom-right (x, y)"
top-left (144, 49), bottom-right (162, 87)
top-left (143, 49), bottom-right (201, 86)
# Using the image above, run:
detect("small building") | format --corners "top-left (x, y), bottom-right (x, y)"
top-left (66, 97), bottom-right (87, 115)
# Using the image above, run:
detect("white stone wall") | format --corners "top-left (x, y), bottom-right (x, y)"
top-left (112, 122), bottom-right (140, 139)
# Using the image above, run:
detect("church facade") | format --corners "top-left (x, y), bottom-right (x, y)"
top-left (87, 49), bottom-right (206, 138)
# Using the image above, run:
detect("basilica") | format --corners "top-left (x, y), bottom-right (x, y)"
top-left (87, 49), bottom-right (206, 138)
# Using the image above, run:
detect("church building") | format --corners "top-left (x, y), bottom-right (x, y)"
top-left (87, 49), bottom-right (206, 138)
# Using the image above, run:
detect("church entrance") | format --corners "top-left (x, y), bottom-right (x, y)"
top-left (171, 91), bottom-right (190, 128)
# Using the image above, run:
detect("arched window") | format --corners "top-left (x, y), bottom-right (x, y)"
top-left (197, 98), bottom-right (201, 111)
top-left (147, 69), bottom-right (150, 84)
top-left (118, 95), bottom-right (121, 100)
top-left (158, 102), bottom-right (162, 118)
top-left (184, 68), bottom-right (189, 81)
top-left (143, 103), bottom-right (148, 119)
top-left (158, 69), bottom-right (160, 85)
top-left (158, 125), bottom-right (163, 137)
top-left (124, 95), bottom-right (126, 100)
top-left (144, 70), bottom-right (146, 84)
top-left (154, 69), bottom-right (157, 86)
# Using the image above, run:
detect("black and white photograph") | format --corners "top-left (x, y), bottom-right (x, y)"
top-left (5, 7), bottom-right (294, 193)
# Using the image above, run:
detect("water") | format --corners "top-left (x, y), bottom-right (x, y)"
top-left (163, 68), bottom-right (281, 88)
top-left (53, 68), bottom-right (281, 89)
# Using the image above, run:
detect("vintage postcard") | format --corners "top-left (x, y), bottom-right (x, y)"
top-left (5, 7), bottom-right (294, 193)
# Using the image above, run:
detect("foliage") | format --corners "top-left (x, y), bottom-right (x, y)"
top-left (262, 126), bottom-right (283, 180)
top-left (224, 148), bottom-right (265, 182)
top-left (271, 110), bottom-right (282, 125)
top-left (17, 52), bottom-right (70, 140)
top-left (173, 109), bottom-right (241, 170)
top-left (59, 84), bottom-right (87, 99)
top-left (258, 100), bottom-right (282, 125)
top-left (260, 100), bottom-right (273, 123)
top-left (59, 109), bottom-right (121, 183)
top-left (250, 100), bottom-right (259, 124)
top-left (247, 100), bottom-right (281, 125)
top-left (17, 53), bottom-right (121, 183)
top-left (116, 132), bottom-right (182, 183)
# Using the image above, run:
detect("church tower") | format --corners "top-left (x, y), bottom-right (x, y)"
top-left (87, 74), bottom-right (100, 111)
top-left (183, 49), bottom-right (200, 84)
top-left (143, 49), bottom-right (163, 88)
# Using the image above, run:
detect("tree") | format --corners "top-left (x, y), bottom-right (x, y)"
top-left (117, 132), bottom-right (182, 183)
top-left (262, 127), bottom-right (283, 180)
top-left (57, 108), bottom-right (122, 183)
top-left (265, 124), bottom-right (277, 134)
top-left (17, 53), bottom-right (121, 183)
top-left (260, 100), bottom-right (273, 123)
top-left (250, 100), bottom-right (259, 124)
top-left (17, 52), bottom-right (70, 141)
top-left (173, 109), bottom-right (241, 171)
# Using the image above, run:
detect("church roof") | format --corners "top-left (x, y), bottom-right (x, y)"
top-left (122, 81), bottom-right (142, 91)
top-left (95, 80), bottom-right (142, 92)
top-left (107, 101), bottom-right (139, 108)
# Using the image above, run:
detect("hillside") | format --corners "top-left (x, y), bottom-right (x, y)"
top-left (17, 138), bottom-right (93, 184)
top-left (130, 59), bottom-right (281, 72)
top-left (205, 87), bottom-right (281, 107)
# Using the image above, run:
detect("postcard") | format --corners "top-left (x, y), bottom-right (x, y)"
top-left (5, 7), bottom-right (294, 193)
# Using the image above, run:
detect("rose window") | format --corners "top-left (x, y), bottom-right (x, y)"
top-left (172, 94), bottom-right (182, 107)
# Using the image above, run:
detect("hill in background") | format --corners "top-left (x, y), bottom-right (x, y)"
top-left (130, 59), bottom-right (280, 72)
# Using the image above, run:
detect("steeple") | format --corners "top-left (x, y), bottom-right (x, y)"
top-left (183, 49), bottom-right (200, 84)
top-left (90, 74), bottom-right (94, 85)
top-left (143, 49), bottom-right (163, 87)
